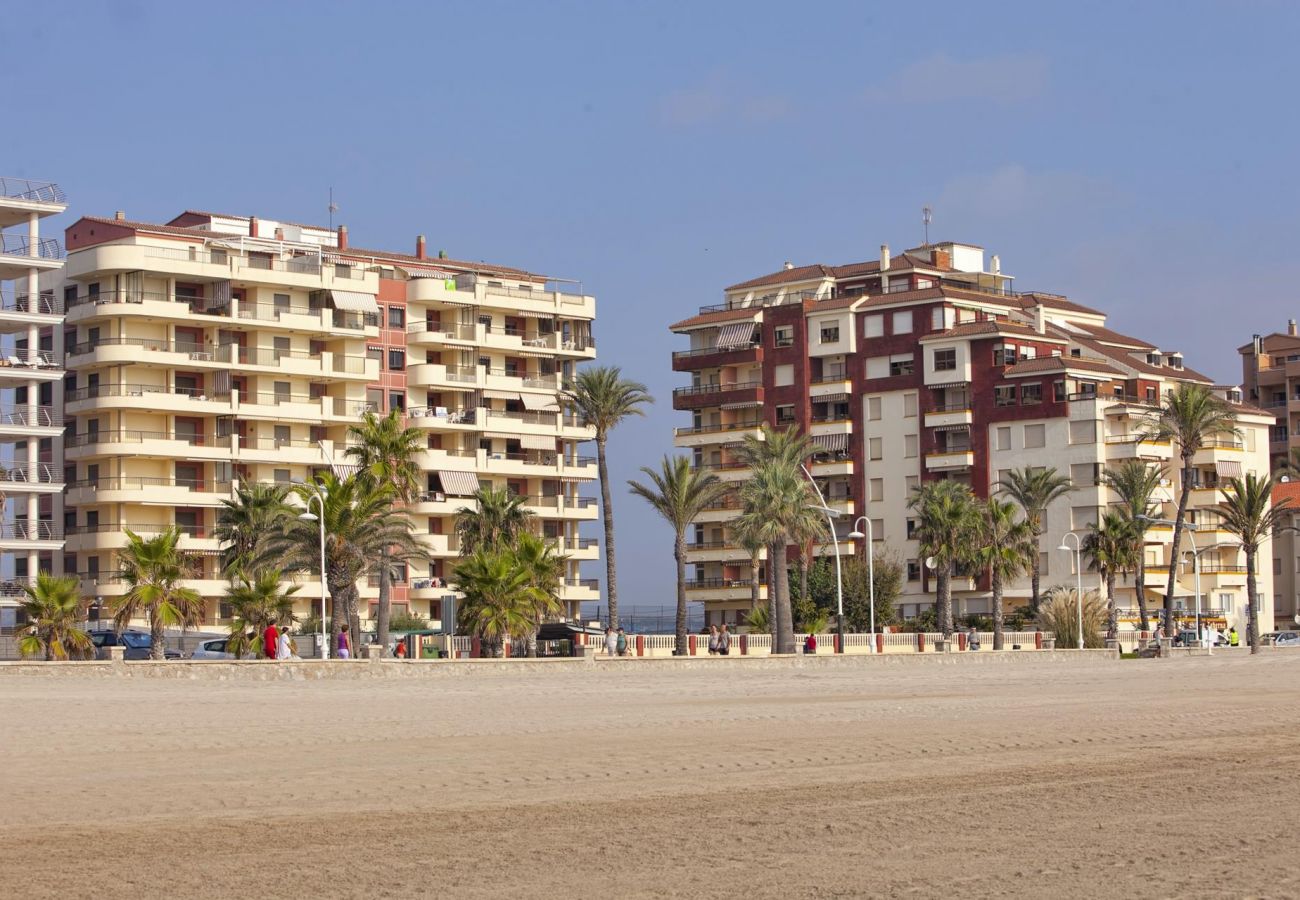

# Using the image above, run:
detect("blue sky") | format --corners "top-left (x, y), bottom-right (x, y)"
top-left (8, 0), bottom-right (1299, 611)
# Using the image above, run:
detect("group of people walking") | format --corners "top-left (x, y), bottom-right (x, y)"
top-left (254, 622), bottom-right (352, 660)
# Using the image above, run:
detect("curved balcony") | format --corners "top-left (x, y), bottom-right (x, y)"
top-left (672, 380), bottom-right (763, 412)
top-left (671, 342), bottom-right (761, 373)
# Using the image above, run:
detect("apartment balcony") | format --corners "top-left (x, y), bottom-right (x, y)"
top-left (826, 496), bottom-right (855, 517)
top-left (0, 177), bottom-right (67, 227)
top-left (412, 533), bottom-right (460, 557)
top-left (408, 578), bottom-right (455, 603)
top-left (0, 404), bottom-right (63, 437)
top-left (66, 339), bottom-right (378, 382)
top-left (77, 571), bottom-right (229, 600)
top-left (66, 477), bottom-right (233, 508)
top-left (66, 290), bottom-right (378, 337)
top-left (808, 456), bottom-right (853, 477)
top-left (0, 521), bottom-right (63, 552)
top-left (1191, 438), bottom-right (1245, 467)
top-left (410, 276), bottom-right (595, 322)
top-left (483, 408), bottom-right (564, 438)
top-left (558, 536), bottom-right (600, 560)
top-left (484, 450), bottom-right (597, 480)
top-left (671, 380), bottom-right (763, 412)
top-left (684, 577), bottom-right (761, 602)
top-left (65, 429), bottom-right (235, 461)
top-left (519, 494), bottom-right (599, 520)
top-left (808, 416), bottom-right (852, 438)
top-left (1103, 434), bottom-right (1173, 461)
top-left (559, 578), bottom-right (601, 602)
top-left (407, 406), bottom-right (483, 433)
top-left (66, 242), bottom-right (378, 294)
top-left (239, 435), bottom-right (346, 465)
top-left (925, 449), bottom-right (975, 471)
top-left (0, 233), bottom-right (64, 279)
top-left (685, 540), bottom-right (754, 564)
top-left (0, 348), bottom-right (63, 382)
top-left (924, 402), bottom-right (974, 429)
top-left (406, 362), bottom-right (483, 391)
top-left (0, 464), bottom-right (64, 496)
top-left (408, 490), bottom-right (473, 517)
top-left (406, 321), bottom-right (482, 348)
top-left (810, 370), bottom-right (852, 399)
top-left (673, 420), bottom-right (764, 449)
top-left (672, 342), bottom-right (762, 373)
top-left (65, 383), bottom-right (233, 417)
top-left (0, 289), bottom-right (65, 331)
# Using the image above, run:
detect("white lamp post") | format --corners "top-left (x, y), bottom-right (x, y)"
top-left (800, 463), bottom-right (844, 653)
top-left (847, 516), bottom-right (875, 645)
top-left (1057, 531), bottom-right (1084, 650)
top-left (298, 485), bottom-right (329, 660)
top-left (1139, 515), bottom-right (1211, 646)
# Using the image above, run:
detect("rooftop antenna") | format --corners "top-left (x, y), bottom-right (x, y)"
top-left (922, 205), bottom-right (933, 247)
top-left (328, 187), bottom-right (339, 230)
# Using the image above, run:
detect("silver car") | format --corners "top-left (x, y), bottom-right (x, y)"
top-left (189, 638), bottom-right (235, 660)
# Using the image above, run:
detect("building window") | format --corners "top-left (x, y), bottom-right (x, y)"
top-left (1071, 462), bottom-right (1099, 487)
top-left (868, 397), bottom-right (882, 421)
top-left (388, 349), bottom-right (406, 371)
top-left (906, 518), bottom-right (917, 539)
top-left (869, 437), bottom-right (883, 460)
top-left (892, 311), bottom-right (913, 334)
top-left (367, 345), bottom-right (383, 364)
top-left (933, 349), bottom-right (957, 371)
top-left (1024, 424), bottom-right (1046, 449)
top-left (870, 478), bottom-right (884, 502)
top-left (865, 315), bottom-right (884, 338)
top-left (1020, 383), bottom-right (1042, 405)
top-left (774, 364), bottom-right (795, 387)
top-left (389, 391), bottom-right (406, 412)
top-left (1069, 420), bottom-right (1096, 444)
top-left (774, 326), bottom-right (794, 348)
top-left (993, 344), bottom-right (1017, 366)
top-left (775, 405), bottom-right (796, 426)
top-left (889, 357), bottom-right (914, 377)
top-left (820, 324), bottom-right (840, 344)
top-left (905, 475), bottom-right (920, 493)
top-left (903, 393), bottom-right (917, 417)
top-left (907, 560), bottom-right (921, 581)
top-left (931, 307), bottom-right (946, 331)
top-left (904, 434), bottom-right (918, 458)
top-left (388, 306), bottom-right (405, 328)
top-left (995, 426), bottom-right (1011, 451)
top-left (994, 385), bottom-right (1016, 407)
top-left (1054, 381), bottom-right (1066, 402)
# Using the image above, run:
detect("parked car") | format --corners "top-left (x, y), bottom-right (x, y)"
top-left (1270, 631), bottom-right (1299, 647)
top-left (87, 630), bottom-right (182, 660)
top-left (189, 638), bottom-right (235, 660)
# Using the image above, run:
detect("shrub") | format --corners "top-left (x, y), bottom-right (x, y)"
top-left (389, 611), bottom-right (431, 632)
top-left (744, 606), bottom-right (771, 634)
top-left (1036, 589), bottom-right (1106, 648)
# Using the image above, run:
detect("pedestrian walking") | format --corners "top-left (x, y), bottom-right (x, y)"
top-left (717, 624), bottom-right (730, 656)
top-left (707, 624), bottom-right (720, 655)
top-left (804, 632), bottom-right (817, 655)
top-left (1229, 626), bottom-right (1240, 647)
top-left (604, 626), bottom-right (617, 657)
top-left (616, 627), bottom-right (628, 657)
top-left (338, 624), bottom-right (351, 660)
top-left (263, 620), bottom-right (279, 660)
top-left (276, 626), bottom-right (292, 661)
top-left (967, 626), bottom-right (980, 651)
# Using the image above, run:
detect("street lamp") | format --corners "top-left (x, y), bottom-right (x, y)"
top-left (847, 516), bottom-right (876, 644)
top-left (298, 484), bottom-right (329, 660)
top-left (1139, 515), bottom-right (1209, 647)
top-left (1057, 531), bottom-right (1084, 650)
top-left (800, 463), bottom-right (845, 653)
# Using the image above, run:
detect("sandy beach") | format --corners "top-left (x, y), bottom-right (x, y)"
top-left (2, 653), bottom-right (1298, 899)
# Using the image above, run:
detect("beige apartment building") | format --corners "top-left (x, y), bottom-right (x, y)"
top-left (671, 242), bottom-right (1274, 637)
top-left (57, 209), bottom-right (598, 629)
top-left (0, 178), bottom-right (68, 629)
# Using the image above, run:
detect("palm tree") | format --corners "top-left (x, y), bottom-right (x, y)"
top-left (561, 366), bottom-right (653, 630)
top-left (1101, 460), bottom-right (1166, 631)
top-left (1083, 510), bottom-right (1139, 641)
top-left (215, 482), bottom-right (294, 576)
top-left (734, 425), bottom-right (818, 654)
top-left (455, 547), bottom-right (545, 657)
top-left (225, 569), bottom-right (300, 658)
top-left (455, 486), bottom-right (534, 555)
top-left (265, 474), bottom-right (423, 656)
top-left (731, 513), bottom-right (766, 616)
top-left (514, 531), bottom-right (567, 657)
top-left (16, 573), bottom-right (93, 661)
top-left (1142, 383), bottom-right (1239, 634)
top-left (111, 527), bottom-right (205, 660)
top-left (1218, 474), bottom-right (1292, 654)
top-left (971, 499), bottom-right (1035, 650)
top-left (347, 408), bottom-right (424, 654)
top-left (997, 466), bottom-right (1074, 611)
top-left (629, 455), bottom-right (728, 656)
top-left (909, 480), bottom-right (977, 637)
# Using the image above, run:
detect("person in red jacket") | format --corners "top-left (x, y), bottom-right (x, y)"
top-left (263, 621), bottom-right (279, 660)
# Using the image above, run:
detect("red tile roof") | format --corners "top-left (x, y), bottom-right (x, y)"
top-left (1001, 356), bottom-right (1122, 377)
top-left (1272, 480), bottom-right (1300, 507)
top-left (1068, 323), bottom-right (1157, 350)
top-left (670, 307), bottom-right (764, 331)
top-left (927, 320), bottom-right (1053, 340)
top-left (70, 215), bottom-right (240, 240)
top-left (724, 252), bottom-right (952, 291)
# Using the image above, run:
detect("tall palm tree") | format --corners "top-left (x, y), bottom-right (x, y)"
top-left (731, 513), bottom-right (766, 617)
top-left (629, 455), bottom-right (728, 655)
top-left (1142, 383), bottom-right (1239, 634)
top-left (734, 425), bottom-right (818, 654)
top-left (909, 480), bottom-right (977, 637)
top-left (225, 569), bottom-right (300, 658)
top-left (16, 573), bottom-right (93, 661)
top-left (455, 486), bottom-right (534, 555)
top-left (265, 474), bottom-right (423, 656)
top-left (1101, 460), bottom-right (1166, 631)
top-left (111, 527), bottom-right (205, 660)
top-left (514, 531), bottom-right (567, 657)
top-left (454, 547), bottom-right (545, 657)
top-left (347, 408), bottom-right (424, 653)
top-left (1218, 474), bottom-right (1292, 654)
top-left (1083, 510), bottom-right (1139, 641)
top-left (215, 482), bottom-right (294, 577)
top-left (561, 366), bottom-right (653, 630)
top-left (997, 466), bottom-right (1075, 611)
top-left (971, 499), bottom-right (1034, 650)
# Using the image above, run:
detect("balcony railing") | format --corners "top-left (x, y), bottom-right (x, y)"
top-left (0, 177), bottom-right (66, 203)
top-left (66, 430), bottom-right (233, 449)
top-left (672, 381), bottom-right (762, 399)
top-left (0, 405), bottom-right (61, 427)
top-left (813, 369), bottom-right (850, 384)
top-left (66, 522), bottom-right (206, 538)
top-left (926, 401), bottom-right (972, 413)
top-left (408, 321), bottom-right (478, 341)
top-left (0, 233), bottom-right (63, 259)
top-left (65, 383), bottom-right (215, 403)
top-left (0, 464), bottom-right (61, 484)
top-left (142, 246), bottom-right (367, 280)
top-left (0, 348), bottom-right (61, 368)
top-left (675, 420), bottom-right (763, 436)
top-left (685, 577), bottom-right (761, 590)
top-left (1198, 438), bottom-right (1245, 450)
top-left (0, 521), bottom-right (62, 540)
top-left (0, 289), bottom-right (62, 315)
top-left (407, 407), bottom-right (477, 424)
top-left (486, 409), bottom-right (558, 426)
top-left (68, 477), bottom-right (233, 493)
top-left (671, 343), bottom-right (760, 361)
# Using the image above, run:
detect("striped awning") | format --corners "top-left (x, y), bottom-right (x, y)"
top-left (810, 433), bottom-right (848, 452)
top-left (481, 389), bottom-right (519, 401)
top-left (519, 434), bottom-right (555, 450)
top-left (515, 348), bottom-right (553, 358)
top-left (516, 309), bottom-right (556, 319)
top-left (406, 269), bottom-right (455, 280)
top-left (329, 290), bottom-right (379, 313)
top-left (1216, 460), bottom-right (1243, 478)
top-left (931, 424), bottom-right (970, 434)
top-left (715, 322), bottom-right (756, 349)
top-left (437, 470), bottom-right (480, 496)
top-left (815, 392), bottom-right (851, 404)
top-left (521, 392), bottom-right (560, 412)
top-left (929, 380), bottom-right (969, 389)
top-left (720, 400), bottom-right (762, 409)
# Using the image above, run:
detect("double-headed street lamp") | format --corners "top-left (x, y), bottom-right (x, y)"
top-left (800, 463), bottom-right (845, 654)
top-left (297, 483), bottom-right (330, 660)
top-left (847, 516), bottom-right (876, 641)
top-left (1057, 531), bottom-right (1085, 650)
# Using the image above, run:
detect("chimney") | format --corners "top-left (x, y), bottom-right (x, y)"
top-left (416, 234), bottom-right (427, 260)
top-left (114, 210), bottom-right (125, 221)
top-left (1290, 319), bottom-right (1297, 337)
top-left (991, 254), bottom-right (1001, 275)
top-left (930, 248), bottom-right (951, 269)
top-left (1034, 304), bottom-right (1046, 334)
top-left (438, 249), bottom-right (447, 259)
top-left (880, 244), bottom-right (890, 271)
top-left (248, 216), bottom-right (259, 238)
top-left (337, 225), bottom-right (348, 250)
top-left (274, 227), bottom-right (284, 241)
top-left (783, 261), bottom-right (794, 271)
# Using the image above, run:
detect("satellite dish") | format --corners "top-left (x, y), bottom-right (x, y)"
top-left (924, 556), bottom-right (937, 570)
